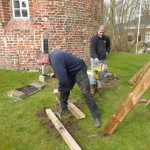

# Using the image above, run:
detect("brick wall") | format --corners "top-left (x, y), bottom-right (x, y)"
top-left (0, 0), bottom-right (103, 70)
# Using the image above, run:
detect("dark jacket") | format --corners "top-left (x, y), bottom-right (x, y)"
top-left (90, 33), bottom-right (110, 60)
top-left (49, 50), bottom-right (84, 92)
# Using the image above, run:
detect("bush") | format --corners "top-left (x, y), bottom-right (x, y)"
top-left (110, 34), bottom-right (134, 53)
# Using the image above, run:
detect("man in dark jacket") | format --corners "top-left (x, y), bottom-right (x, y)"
top-left (37, 50), bottom-right (101, 128)
top-left (90, 25), bottom-right (110, 101)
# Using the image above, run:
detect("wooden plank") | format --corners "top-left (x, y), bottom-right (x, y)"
top-left (68, 103), bottom-right (85, 120)
top-left (138, 99), bottom-right (149, 103)
top-left (145, 100), bottom-right (150, 106)
top-left (128, 61), bottom-right (150, 85)
top-left (105, 66), bottom-right (150, 134)
top-left (46, 109), bottom-right (82, 150)
top-left (105, 115), bottom-right (120, 134)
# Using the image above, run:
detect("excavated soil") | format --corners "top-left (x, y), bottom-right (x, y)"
top-left (35, 105), bottom-right (83, 138)
top-left (97, 131), bottom-right (110, 137)
top-left (35, 75), bottom-right (118, 138)
top-left (35, 104), bottom-right (111, 138)
top-left (17, 85), bottom-right (38, 95)
top-left (101, 76), bottom-right (120, 88)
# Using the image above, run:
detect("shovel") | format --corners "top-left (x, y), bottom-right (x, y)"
top-left (52, 77), bottom-right (62, 119)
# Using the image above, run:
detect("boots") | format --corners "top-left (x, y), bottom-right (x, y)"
top-left (90, 84), bottom-right (104, 101)
top-left (90, 84), bottom-right (97, 95)
top-left (97, 87), bottom-right (104, 101)
top-left (94, 118), bottom-right (101, 128)
top-left (58, 109), bottom-right (69, 115)
top-left (96, 88), bottom-right (103, 94)
top-left (98, 93), bottom-right (104, 101)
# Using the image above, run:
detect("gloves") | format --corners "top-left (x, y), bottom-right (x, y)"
top-left (94, 58), bottom-right (99, 66)
top-left (106, 52), bottom-right (108, 56)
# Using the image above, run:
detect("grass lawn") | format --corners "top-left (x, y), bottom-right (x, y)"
top-left (0, 52), bottom-right (150, 150)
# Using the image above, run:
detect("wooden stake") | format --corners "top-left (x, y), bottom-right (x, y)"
top-left (145, 100), bottom-right (150, 106)
top-left (68, 103), bottom-right (85, 119)
top-left (105, 64), bottom-right (150, 134)
top-left (138, 99), bottom-right (148, 103)
top-left (46, 109), bottom-right (82, 150)
top-left (129, 61), bottom-right (150, 85)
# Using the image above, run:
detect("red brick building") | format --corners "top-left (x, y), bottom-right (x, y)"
top-left (0, 0), bottom-right (103, 70)
top-left (126, 16), bottom-right (150, 46)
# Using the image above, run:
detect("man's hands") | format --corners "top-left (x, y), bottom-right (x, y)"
top-left (49, 73), bottom-right (56, 78)
top-left (94, 58), bottom-right (99, 66)
top-left (54, 89), bottom-right (59, 94)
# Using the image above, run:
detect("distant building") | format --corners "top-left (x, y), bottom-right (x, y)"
top-left (126, 16), bottom-right (150, 46)
top-left (114, 16), bottom-right (150, 47)
top-left (0, 0), bottom-right (103, 70)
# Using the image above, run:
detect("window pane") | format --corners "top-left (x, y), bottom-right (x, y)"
top-left (43, 39), bottom-right (49, 53)
top-left (138, 34), bottom-right (142, 41)
top-left (14, 10), bottom-right (21, 17)
top-left (128, 36), bottom-right (132, 41)
top-left (14, 0), bottom-right (20, 8)
top-left (128, 32), bottom-right (132, 41)
top-left (146, 32), bottom-right (150, 41)
top-left (22, 1), bottom-right (26, 7)
top-left (22, 9), bottom-right (28, 17)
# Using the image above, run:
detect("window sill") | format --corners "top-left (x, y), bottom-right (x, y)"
top-left (4, 19), bottom-right (31, 31)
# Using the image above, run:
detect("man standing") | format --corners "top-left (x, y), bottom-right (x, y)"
top-left (37, 50), bottom-right (101, 128)
top-left (90, 25), bottom-right (110, 101)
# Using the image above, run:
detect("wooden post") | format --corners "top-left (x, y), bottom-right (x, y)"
top-left (46, 109), bottom-right (82, 150)
top-left (105, 64), bottom-right (150, 134)
top-left (145, 100), bottom-right (150, 106)
top-left (68, 103), bottom-right (85, 119)
top-left (128, 61), bottom-right (150, 85)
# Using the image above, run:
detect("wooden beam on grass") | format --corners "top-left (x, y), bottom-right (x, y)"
top-left (145, 100), bottom-right (150, 106)
top-left (128, 61), bottom-right (150, 85)
top-left (105, 65), bottom-right (150, 135)
top-left (46, 109), bottom-right (82, 150)
top-left (68, 102), bottom-right (85, 120)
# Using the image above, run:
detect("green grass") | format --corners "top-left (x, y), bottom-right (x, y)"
top-left (0, 52), bottom-right (150, 150)
top-left (132, 46), bottom-right (150, 54)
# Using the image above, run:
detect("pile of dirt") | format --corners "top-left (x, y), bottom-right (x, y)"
top-left (35, 106), bottom-right (81, 138)
top-left (97, 131), bottom-right (110, 137)
top-left (101, 75), bottom-right (120, 88)
top-left (35, 106), bottom-right (49, 118)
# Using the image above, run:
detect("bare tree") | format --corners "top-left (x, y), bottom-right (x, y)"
top-left (103, 0), bottom-right (149, 52)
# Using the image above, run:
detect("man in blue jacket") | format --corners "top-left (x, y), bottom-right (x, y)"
top-left (37, 50), bottom-right (101, 128)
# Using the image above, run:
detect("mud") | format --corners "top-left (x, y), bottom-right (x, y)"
top-left (17, 85), bottom-right (38, 95)
top-left (35, 105), bottom-right (82, 138)
top-left (101, 76), bottom-right (120, 88)
top-left (97, 131), bottom-right (110, 137)
top-left (73, 102), bottom-right (85, 109)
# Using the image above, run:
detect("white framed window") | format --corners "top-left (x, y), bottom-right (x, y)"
top-left (145, 31), bottom-right (150, 41)
top-left (12, 0), bottom-right (29, 19)
top-left (128, 32), bottom-right (133, 42)
top-left (42, 33), bottom-right (49, 54)
top-left (138, 33), bottom-right (142, 41)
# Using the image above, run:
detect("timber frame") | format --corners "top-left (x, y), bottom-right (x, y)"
top-left (105, 61), bottom-right (150, 135)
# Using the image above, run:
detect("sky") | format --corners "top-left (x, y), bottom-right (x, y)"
top-left (104, 0), bottom-right (110, 4)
